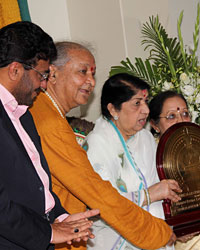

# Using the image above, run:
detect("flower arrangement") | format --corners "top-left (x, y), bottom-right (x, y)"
top-left (110, 3), bottom-right (200, 124)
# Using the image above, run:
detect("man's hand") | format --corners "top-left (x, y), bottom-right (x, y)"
top-left (64, 209), bottom-right (100, 223)
top-left (51, 209), bottom-right (99, 244)
top-left (167, 232), bottom-right (176, 246)
top-left (177, 231), bottom-right (200, 243)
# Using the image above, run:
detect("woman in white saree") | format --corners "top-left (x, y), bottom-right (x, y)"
top-left (84, 73), bottom-right (181, 250)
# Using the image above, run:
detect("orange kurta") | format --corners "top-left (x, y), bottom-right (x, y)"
top-left (30, 92), bottom-right (172, 250)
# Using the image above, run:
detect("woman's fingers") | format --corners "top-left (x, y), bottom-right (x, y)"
top-left (164, 179), bottom-right (182, 202)
top-left (148, 179), bottom-right (182, 202)
top-left (167, 191), bottom-right (181, 202)
top-left (167, 179), bottom-right (182, 193)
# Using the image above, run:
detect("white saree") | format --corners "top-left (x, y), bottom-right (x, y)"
top-left (84, 116), bottom-right (174, 250)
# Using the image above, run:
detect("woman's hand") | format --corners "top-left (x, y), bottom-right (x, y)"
top-left (148, 179), bottom-right (182, 203)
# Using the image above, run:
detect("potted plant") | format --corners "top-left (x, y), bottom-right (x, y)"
top-left (110, 3), bottom-right (200, 123)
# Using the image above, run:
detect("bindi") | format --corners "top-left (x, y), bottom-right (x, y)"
top-left (142, 89), bottom-right (147, 98)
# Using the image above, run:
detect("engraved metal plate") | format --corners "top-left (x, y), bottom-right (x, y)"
top-left (157, 122), bottom-right (200, 236)
top-left (162, 123), bottom-right (200, 216)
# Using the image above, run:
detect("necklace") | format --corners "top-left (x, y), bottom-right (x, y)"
top-left (41, 88), bottom-right (65, 119)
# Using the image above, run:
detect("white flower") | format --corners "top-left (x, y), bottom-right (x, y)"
top-left (162, 81), bottom-right (173, 90)
top-left (180, 84), bottom-right (195, 96)
top-left (189, 105), bottom-right (194, 112)
top-left (180, 73), bottom-right (190, 84)
top-left (195, 93), bottom-right (200, 104)
top-left (186, 95), bottom-right (194, 104)
top-left (191, 110), bottom-right (199, 122)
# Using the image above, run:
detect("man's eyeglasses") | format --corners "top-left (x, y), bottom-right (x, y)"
top-left (159, 109), bottom-right (191, 122)
top-left (23, 63), bottom-right (50, 82)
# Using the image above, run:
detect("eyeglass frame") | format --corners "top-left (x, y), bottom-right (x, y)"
top-left (22, 63), bottom-right (50, 82)
top-left (159, 108), bottom-right (191, 122)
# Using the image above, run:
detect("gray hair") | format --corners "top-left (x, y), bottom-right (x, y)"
top-left (52, 41), bottom-right (94, 67)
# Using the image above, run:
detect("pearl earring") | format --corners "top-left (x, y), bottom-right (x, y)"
top-left (114, 116), bottom-right (118, 121)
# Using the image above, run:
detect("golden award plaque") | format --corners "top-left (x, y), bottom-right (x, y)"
top-left (156, 122), bottom-right (200, 237)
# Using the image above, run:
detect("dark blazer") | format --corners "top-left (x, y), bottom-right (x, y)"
top-left (0, 100), bottom-right (66, 250)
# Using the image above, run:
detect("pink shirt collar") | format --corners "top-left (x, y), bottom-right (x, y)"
top-left (0, 84), bottom-right (28, 119)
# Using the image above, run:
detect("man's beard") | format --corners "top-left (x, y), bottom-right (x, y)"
top-left (12, 71), bottom-right (40, 106)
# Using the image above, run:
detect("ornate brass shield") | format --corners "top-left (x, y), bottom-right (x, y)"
top-left (156, 122), bottom-right (200, 236)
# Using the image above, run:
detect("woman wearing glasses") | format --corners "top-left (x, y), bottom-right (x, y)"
top-left (149, 90), bottom-right (191, 137)
top-left (149, 90), bottom-right (200, 250)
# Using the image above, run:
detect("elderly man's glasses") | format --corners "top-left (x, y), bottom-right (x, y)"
top-left (159, 109), bottom-right (191, 122)
top-left (23, 63), bottom-right (49, 82)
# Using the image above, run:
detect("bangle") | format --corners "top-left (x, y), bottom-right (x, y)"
top-left (144, 188), bottom-right (151, 206)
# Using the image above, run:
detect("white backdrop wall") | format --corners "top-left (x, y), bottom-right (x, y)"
top-left (28, 0), bottom-right (70, 41)
top-left (28, 0), bottom-right (199, 122)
